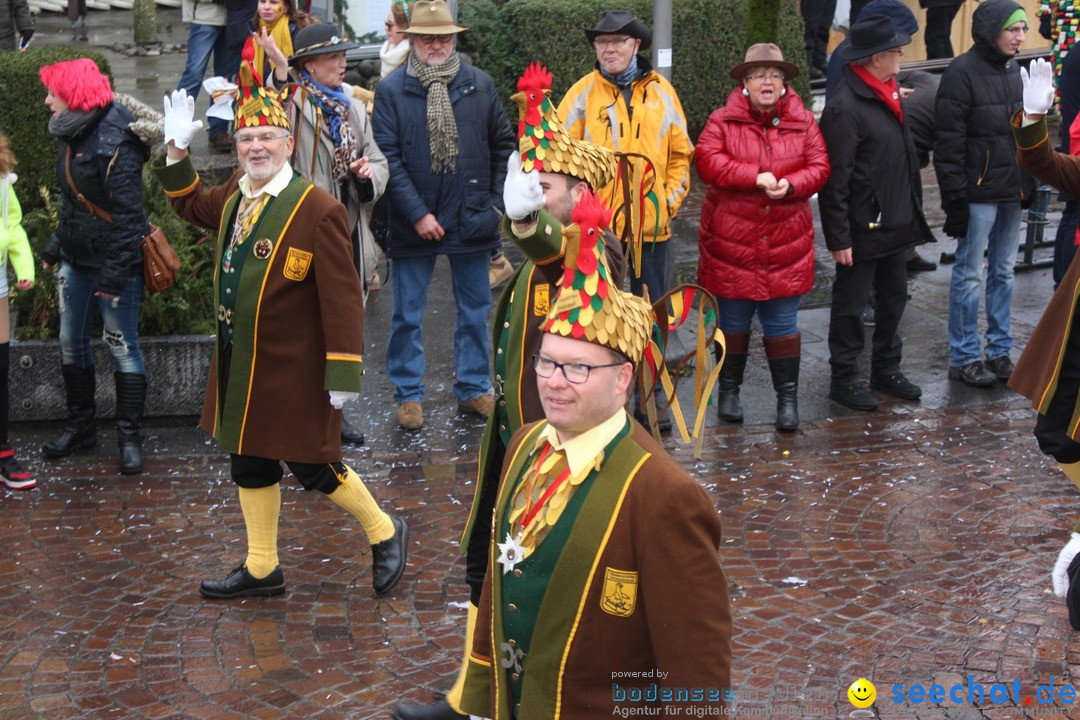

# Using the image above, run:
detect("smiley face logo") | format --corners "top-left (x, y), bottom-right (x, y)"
top-left (847, 678), bottom-right (876, 709)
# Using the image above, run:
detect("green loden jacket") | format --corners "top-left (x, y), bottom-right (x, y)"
top-left (156, 157), bottom-right (364, 463)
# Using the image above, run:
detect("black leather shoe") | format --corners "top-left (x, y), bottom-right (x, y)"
top-left (119, 441), bottom-right (144, 475)
top-left (372, 516), bottom-right (409, 595)
top-left (870, 370), bottom-right (922, 401)
top-left (829, 381), bottom-right (878, 411)
top-left (341, 417), bottom-right (365, 446)
top-left (985, 355), bottom-right (1014, 382)
top-left (949, 361), bottom-right (996, 388)
top-left (393, 697), bottom-right (468, 720)
top-left (200, 564), bottom-right (285, 599)
top-left (906, 253), bottom-right (937, 272)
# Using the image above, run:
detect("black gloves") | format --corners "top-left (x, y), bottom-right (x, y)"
top-left (942, 198), bottom-right (969, 239)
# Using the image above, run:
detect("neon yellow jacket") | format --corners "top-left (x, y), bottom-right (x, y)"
top-left (0, 174), bottom-right (34, 286)
top-left (556, 62), bottom-right (693, 244)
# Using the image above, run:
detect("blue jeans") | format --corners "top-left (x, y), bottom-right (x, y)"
top-left (176, 22), bottom-right (230, 135)
top-left (629, 241), bottom-right (670, 301)
top-left (57, 262), bottom-right (144, 374)
top-left (717, 296), bottom-right (801, 337)
top-left (386, 251), bottom-right (492, 404)
top-left (948, 201), bottom-right (1022, 366)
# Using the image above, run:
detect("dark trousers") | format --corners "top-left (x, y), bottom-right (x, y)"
top-left (925, 5), bottom-right (962, 59)
top-left (464, 434), bottom-right (506, 606)
top-left (1054, 200), bottom-right (1079, 289)
top-left (230, 453), bottom-right (345, 495)
top-left (67, 0), bottom-right (86, 20)
top-left (850, 0), bottom-right (872, 27)
top-left (828, 249), bottom-right (908, 381)
top-left (802, 0), bottom-right (837, 68)
top-left (1035, 300), bottom-right (1080, 463)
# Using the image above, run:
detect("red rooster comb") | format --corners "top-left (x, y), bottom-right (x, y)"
top-left (517, 62), bottom-right (552, 93)
top-left (571, 188), bottom-right (612, 239)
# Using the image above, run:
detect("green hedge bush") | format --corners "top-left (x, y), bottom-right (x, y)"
top-left (0, 47), bottom-right (112, 213)
top-left (458, 0), bottom-right (807, 141)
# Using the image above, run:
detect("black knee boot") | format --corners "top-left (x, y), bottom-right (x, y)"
top-left (42, 365), bottom-right (97, 457)
top-left (115, 372), bottom-right (145, 475)
top-left (716, 332), bottom-right (749, 423)
top-left (764, 333), bottom-right (800, 432)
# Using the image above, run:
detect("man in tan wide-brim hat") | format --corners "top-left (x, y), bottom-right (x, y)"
top-left (371, 0), bottom-right (515, 432)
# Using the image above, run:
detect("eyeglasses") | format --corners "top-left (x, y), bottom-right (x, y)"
top-left (414, 33), bottom-right (453, 46)
top-left (593, 36), bottom-right (633, 49)
top-left (1003, 24), bottom-right (1028, 35)
top-left (533, 355), bottom-right (624, 384)
top-left (235, 131), bottom-right (288, 147)
top-left (746, 72), bottom-right (784, 83)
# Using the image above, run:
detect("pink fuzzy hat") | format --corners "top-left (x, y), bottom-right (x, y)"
top-left (39, 58), bottom-right (113, 113)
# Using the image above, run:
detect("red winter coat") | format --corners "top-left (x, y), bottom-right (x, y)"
top-left (695, 88), bottom-right (830, 301)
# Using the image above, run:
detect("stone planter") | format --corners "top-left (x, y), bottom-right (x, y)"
top-left (11, 334), bottom-right (213, 421)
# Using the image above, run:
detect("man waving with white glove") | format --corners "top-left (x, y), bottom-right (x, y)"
top-left (154, 76), bottom-right (407, 602)
top-left (1011, 56), bottom-right (1080, 626)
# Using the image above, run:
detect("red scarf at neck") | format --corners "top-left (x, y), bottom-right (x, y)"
top-left (850, 64), bottom-right (903, 123)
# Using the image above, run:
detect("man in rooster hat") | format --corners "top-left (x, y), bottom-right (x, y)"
top-left (393, 62), bottom-right (627, 720)
top-left (454, 188), bottom-right (731, 719)
top-left (151, 63), bottom-right (408, 600)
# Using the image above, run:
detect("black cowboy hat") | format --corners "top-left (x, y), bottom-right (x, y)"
top-left (839, 16), bottom-right (911, 60)
top-left (289, 23), bottom-right (361, 67)
top-left (582, 9), bottom-right (652, 52)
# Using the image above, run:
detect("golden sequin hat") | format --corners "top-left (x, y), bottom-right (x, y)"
top-left (511, 63), bottom-right (617, 191)
top-left (234, 43), bottom-right (290, 130)
top-left (541, 188), bottom-right (653, 366)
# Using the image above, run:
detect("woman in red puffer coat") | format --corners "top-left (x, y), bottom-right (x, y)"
top-left (696, 43), bottom-right (830, 432)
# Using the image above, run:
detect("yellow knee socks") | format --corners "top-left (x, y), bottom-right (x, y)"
top-left (328, 465), bottom-right (395, 544)
top-left (238, 485), bottom-right (281, 579)
top-left (444, 602), bottom-right (479, 713)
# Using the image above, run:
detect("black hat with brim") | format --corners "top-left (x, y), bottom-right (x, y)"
top-left (582, 9), bottom-right (652, 52)
top-left (289, 23), bottom-right (361, 67)
top-left (839, 16), bottom-right (911, 60)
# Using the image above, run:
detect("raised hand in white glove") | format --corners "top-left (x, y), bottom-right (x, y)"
top-left (503, 150), bottom-right (545, 221)
top-left (163, 89), bottom-right (203, 150)
top-left (1021, 57), bottom-right (1055, 117)
top-left (1052, 531), bottom-right (1080, 597)
top-left (328, 391), bottom-right (359, 410)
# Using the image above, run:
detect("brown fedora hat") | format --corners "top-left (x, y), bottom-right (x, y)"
top-left (729, 43), bottom-right (800, 80)
top-left (407, 0), bottom-right (466, 35)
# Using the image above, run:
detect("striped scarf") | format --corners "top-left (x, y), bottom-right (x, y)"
top-left (298, 70), bottom-right (356, 182)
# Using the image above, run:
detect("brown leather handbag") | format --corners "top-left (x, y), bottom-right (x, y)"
top-left (64, 148), bottom-right (180, 293)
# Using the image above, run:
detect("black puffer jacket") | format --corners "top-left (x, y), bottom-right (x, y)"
top-left (44, 101), bottom-right (150, 296)
top-left (819, 66), bottom-right (934, 262)
top-left (932, 0), bottom-right (1036, 206)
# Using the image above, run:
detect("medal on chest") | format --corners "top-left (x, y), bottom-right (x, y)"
top-left (496, 532), bottom-right (527, 574)
top-left (253, 238), bottom-right (273, 260)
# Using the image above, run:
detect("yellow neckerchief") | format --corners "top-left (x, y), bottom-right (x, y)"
top-left (238, 160), bottom-right (293, 200)
top-left (253, 15), bottom-right (293, 78)
top-left (538, 407), bottom-right (628, 478)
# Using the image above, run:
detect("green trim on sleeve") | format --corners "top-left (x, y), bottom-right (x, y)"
top-left (154, 157), bottom-right (200, 196)
top-left (324, 357), bottom-right (363, 393)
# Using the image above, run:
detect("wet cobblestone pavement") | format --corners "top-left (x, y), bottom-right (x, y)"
top-left (3, 398), bottom-right (1079, 720)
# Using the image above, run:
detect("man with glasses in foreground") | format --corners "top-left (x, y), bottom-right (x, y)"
top-left (151, 66), bottom-right (408, 600)
top-left (454, 189), bottom-right (730, 718)
top-left (372, 0), bottom-right (515, 431)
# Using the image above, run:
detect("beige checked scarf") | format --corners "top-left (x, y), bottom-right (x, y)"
top-left (410, 48), bottom-right (460, 174)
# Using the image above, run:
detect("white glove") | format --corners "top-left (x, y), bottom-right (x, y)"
top-left (1021, 57), bottom-right (1055, 117)
top-left (503, 150), bottom-right (545, 221)
top-left (328, 391), bottom-right (358, 410)
top-left (162, 89), bottom-right (203, 150)
top-left (1052, 531), bottom-right (1080, 597)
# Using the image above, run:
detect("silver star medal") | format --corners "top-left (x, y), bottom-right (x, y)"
top-left (496, 532), bottom-right (526, 574)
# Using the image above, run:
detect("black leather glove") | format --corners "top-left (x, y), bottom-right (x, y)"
top-left (943, 198), bottom-right (969, 238)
